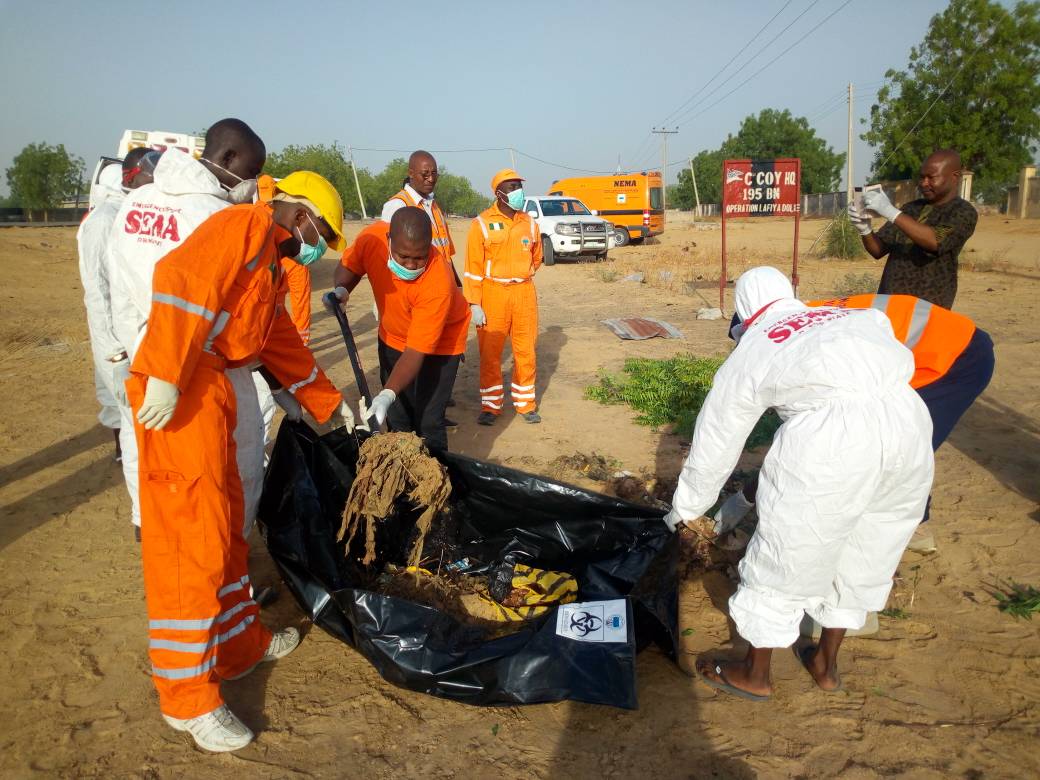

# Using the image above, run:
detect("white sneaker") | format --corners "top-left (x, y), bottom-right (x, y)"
top-left (163, 704), bottom-right (254, 752)
top-left (226, 627), bottom-right (301, 681)
top-left (906, 526), bottom-right (937, 553)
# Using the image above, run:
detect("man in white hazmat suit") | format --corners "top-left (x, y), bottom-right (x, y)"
top-left (665, 266), bottom-right (934, 700)
top-left (77, 150), bottom-right (159, 487)
top-left (106, 118), bottom-right (285, 538)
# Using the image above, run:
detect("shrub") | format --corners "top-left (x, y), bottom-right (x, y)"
top-left (833, 272), bottom-right (878, 297)
top-left (817, 211), bottom-right (866, 259)
top-left (585, 354), bottom-right (780, 448)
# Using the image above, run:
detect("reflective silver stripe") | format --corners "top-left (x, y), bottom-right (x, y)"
top-left (152, 292), bottom-right (215, 322)
top-left (511, 383), bottom-right (535, 391)
top-left (151, 656), bottom-right (218, 680)
top-left (463, 272), bottom-right (483, 282)
top-left (149, 599), bottom-right (257, 632)
top-left (905, 298), bottom-right (932, 349)
top-left (512, 392), bottom-right (536, 400)
top-left (870, 294), bottom-right (890, 313)
top-left (476, 216), bottom-right (488, 240)
top-left (288, 366), bottom-right (319, 394)
top-left (482, 400), bottom-right (502, 409)
top-left (149, 614), bottom-right (255, 655)
top-left (481, 395), bottom-right (504, 402)
top-left (488, 276), bottom-right (529, 284)
top-left (530, 220), bottom-right (537, 239)
top-left (217, 575), bottom-right (250, 599)
top-left (203, 310), bottom-right (231, 353)
top-left (480, 384), bottom-right (503, 393)
top-left (432, 237), bottom-right (450, 247)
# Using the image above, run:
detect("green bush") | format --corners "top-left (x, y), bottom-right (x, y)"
top-left (585, 354), bottom-right (780, 448)
top-left (817, 211), bottom-right (866, 259)
top-left (833, 271), bottom-right (878, 297)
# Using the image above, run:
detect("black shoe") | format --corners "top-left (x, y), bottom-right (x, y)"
top-left (522, 412), bottom-right (542, 424)
top-left (477, 412), bottom-right (497, 426)
top-left (446, 397), bottom-right (457, 408)
top-left (134, 526), bottom-right (141, 543)
top-left (253, 585), bottom-right (280, 608)
top-left (444, 418), bottom-right (458, 427)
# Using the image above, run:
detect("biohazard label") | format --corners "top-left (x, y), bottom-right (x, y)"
top-left (555, 600), bottom-right (628, 643)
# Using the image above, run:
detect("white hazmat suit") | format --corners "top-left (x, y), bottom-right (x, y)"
top-left (667, 266), bottom-right (934, 647)
top-left (106, 149), bottom-right (271, 534)
top-left (77, 163), bottom-right (126, 432)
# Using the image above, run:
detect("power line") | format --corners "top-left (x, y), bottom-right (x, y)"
top-left (678, 0), bottom-right (854, 127)
top-left (669, 0), bottom-right (822, 127)
top-left (658, 0), bottom-right (795, 126)
top-left (513, 148), bottom-right (615, 175)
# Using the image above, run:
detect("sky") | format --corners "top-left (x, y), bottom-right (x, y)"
top-left (0, 0), bottom-right (967, 198)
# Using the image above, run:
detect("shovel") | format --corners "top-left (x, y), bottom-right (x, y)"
top-left (322, 291), bottom-right (380, 431)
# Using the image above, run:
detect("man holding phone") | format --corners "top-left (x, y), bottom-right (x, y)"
top-left (849, 149), bottom-right (977, 309)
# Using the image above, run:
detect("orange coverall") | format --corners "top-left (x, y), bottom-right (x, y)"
top-left (129, 202), bottom-right (342, 720)
top-left (280, 258), bottom-right (312, 344)
top-left (464, 203), bottom-right (542, 415)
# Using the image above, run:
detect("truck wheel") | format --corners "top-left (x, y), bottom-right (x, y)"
top-left (542, 236), bottom-right (556, 266)
top-left (612, 226), bottom-right (630, 247)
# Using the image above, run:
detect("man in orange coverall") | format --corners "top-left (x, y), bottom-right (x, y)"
top-left (258, 174), bottom-right (314, 345)
top-left (128, 171), bottom-right (354, 753)
top-left (464, 168), bottom-right (542, 425)
top-left (332, 207), bottom-right (470, 451)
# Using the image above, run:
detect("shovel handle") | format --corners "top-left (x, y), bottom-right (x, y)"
top-left (323, 291), bottom-right (373, 407)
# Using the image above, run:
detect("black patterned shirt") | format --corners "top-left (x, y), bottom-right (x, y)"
top-left (876, 197), bottom-right (978, 309)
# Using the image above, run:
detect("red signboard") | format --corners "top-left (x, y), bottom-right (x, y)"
top-left (720, 158), bottom-right (801, 307)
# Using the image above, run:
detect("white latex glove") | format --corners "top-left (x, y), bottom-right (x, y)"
top-left (136, 377), bottom-right (180, 430)
top-left (662, 508), bottom-right (689, 533)
top-left (327, 399), bottom-right (355, 432)
top-left (360, 388), bottom-right (396, 428)
top-left (847, 203), bottom-right (874, 236)
top-left (272, 388), bottom-right (303, 422)
top-left (713, 491), bottom-right (755, 535)
top-left (324, 286), bottom-right (349, 313)
top-left (470, 304), bottom-right (487, 328)
top-left (110, 358), bottom-right (131, 407)
top-left (862, 189), bottom-right (901, 222)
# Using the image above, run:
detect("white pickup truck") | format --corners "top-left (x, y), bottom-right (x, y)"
top-left (522, 195), bottom-right (610, 265)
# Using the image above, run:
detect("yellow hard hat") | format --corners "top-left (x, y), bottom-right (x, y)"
top-left (490, 168), bottom-right (524, 194)
top-left (275, 171), bottom-right (346, 250)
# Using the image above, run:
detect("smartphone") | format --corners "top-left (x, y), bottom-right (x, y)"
top-left (861, 183), bottom-right (885, 217)
top-left (853, 186), bottom-right (864, 213)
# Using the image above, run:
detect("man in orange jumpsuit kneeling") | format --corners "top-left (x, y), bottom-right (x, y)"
top-left (129, 171), bottom-right (354, 752)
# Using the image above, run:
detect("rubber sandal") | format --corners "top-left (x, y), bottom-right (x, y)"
top-left (696, 660), bottom-right (770, 702)
top-left (796, 644), bottom-right (844, 693)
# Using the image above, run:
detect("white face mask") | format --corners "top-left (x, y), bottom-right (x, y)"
top-left (206, 159), bottom-right (258, 204)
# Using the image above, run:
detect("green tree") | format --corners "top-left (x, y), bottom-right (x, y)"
top-left (863, 0), bottom-right (1040, 204)
top-left (435, 170), bottom-right (491, 217)
top-left (670, 110), bottom-right (842, 208)
top-left (5, 142), bottom-right (85, 215)
top-left (264, 142), bottom-right (375, 216)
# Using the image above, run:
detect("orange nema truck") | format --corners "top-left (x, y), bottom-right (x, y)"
top-left (548, 171), bottom-right (664, 246)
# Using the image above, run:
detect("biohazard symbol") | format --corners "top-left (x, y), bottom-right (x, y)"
top-left (569, 611), bottom-right (602, 637)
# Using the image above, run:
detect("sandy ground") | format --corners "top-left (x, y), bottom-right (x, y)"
top-left (1, 212), bottom-right (1038, 778)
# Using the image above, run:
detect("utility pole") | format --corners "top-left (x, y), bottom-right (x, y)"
top-left (846, 83), bottom-right (854, 203)
top-left (688, 158), bottom-right (701, 217)
top-left (347, 145), bottom-right (368, 220)
top-left (509, 147), bottom-right (517, 170)
top-left (652, 126), bottom-right (678, 210)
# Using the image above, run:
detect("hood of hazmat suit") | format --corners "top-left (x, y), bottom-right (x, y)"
top-left (88, 163), bottom-right (125, 210)
top-left (669, 266), bottom-right (934, 647)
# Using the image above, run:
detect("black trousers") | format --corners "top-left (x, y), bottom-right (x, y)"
top-left (377, 339), bottom-right (461, 453)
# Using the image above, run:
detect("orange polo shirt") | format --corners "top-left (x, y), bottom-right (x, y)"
top-left (341, 222), bottom-right (470, 356)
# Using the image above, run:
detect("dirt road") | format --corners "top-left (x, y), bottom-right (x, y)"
top-left (1, 213), bottom-right (1037, 778)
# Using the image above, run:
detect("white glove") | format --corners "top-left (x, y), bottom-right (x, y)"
top-left (110, 358), bottom-right (131, 407)
top-left (470, 304), bottom-right (487, 327)
top-left (136, 377), bottom-right (180, 430)
top-left (713, 491), bottom-right (755, 535)
top-left (324, 286), bottom-right (349, 313)
top-left (847, 203), bottom-right (874, 236)
top-left (662, 508), bottom-right (688, 533)
top-left (327, 399), bottom-right (355, 432)
top-left (862, 189), bottom-right (901, 222)
top-left (272, 388), bottom-right (303, 422)
top-left (360, 388), bottom-right (396, 428)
